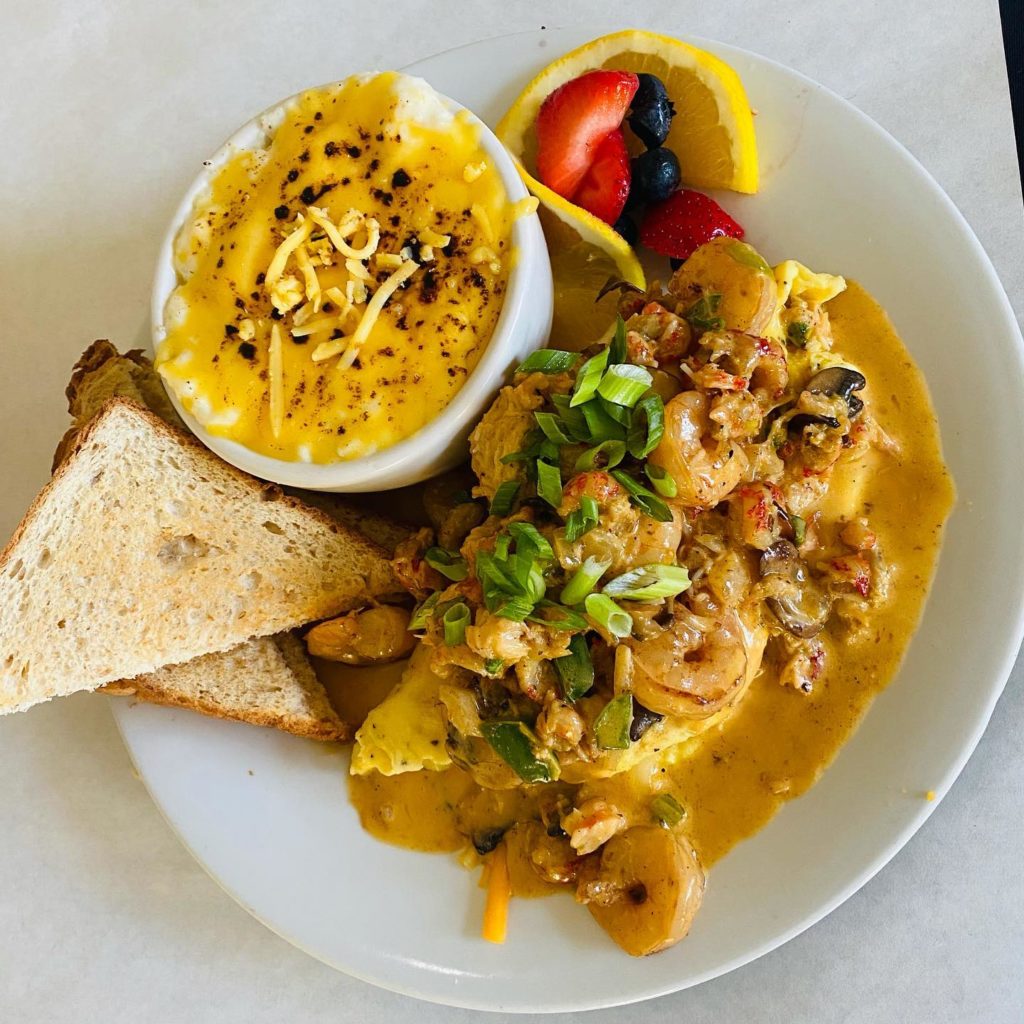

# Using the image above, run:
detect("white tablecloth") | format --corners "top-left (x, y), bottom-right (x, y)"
top-left (1, 1), bottom-right (1021, 1020)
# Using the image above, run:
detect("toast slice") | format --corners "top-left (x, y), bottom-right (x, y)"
top-left (104, 633), bottom-right (349, 741)
top-left (0, 397), bottom-right (401, 715)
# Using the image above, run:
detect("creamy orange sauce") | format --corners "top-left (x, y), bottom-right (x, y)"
top-left (331, 280), bottom-right (953, 883)
top-left (157, 73), bottom-right (517, 463)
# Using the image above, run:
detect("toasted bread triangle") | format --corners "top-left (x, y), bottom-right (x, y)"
top-left (0, 397), bottom-right (399, 714)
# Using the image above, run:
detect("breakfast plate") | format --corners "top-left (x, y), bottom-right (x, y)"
top-left (105, 27), bottom-right (1024, 1012)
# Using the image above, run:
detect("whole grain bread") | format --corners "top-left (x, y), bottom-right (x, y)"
top-left (0, 397), bottom-right (401, 715)
top-left (104, 633), bottom-right (349, 741)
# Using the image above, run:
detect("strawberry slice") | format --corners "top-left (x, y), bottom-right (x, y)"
top-left (571, 129), bottom-right (631, 225)
top-left (639, 189), bottom-right (745, 260)
top-left (536, 70), bottom-right (639, 200)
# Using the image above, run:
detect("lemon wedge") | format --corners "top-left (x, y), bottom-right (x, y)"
top-left (498, 29), bottom-right (759, 194)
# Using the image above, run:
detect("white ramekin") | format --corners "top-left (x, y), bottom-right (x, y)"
top-left (151, 75), bottom-right (552, 492)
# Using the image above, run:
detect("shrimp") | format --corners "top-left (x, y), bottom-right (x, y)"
top-left (648, 391), bottom-right (748, 508)
top-left (627, 605), bottom-right (766, 719)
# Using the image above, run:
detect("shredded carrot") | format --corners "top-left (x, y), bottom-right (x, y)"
top-left (482, 844), bottom-right (511, 944)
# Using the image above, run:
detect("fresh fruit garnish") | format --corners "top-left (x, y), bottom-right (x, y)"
top-left (498, 30), bottom-right (759, 196)
top-left (628, 72), bottom-right (676, 149)
top-left (631, 147), bottom-right (681, 204)
top-left (639, 189), bottom-right (744, 261)
top-left (535, 70), bottom-right (639, 199)
top-left (572, 129), bottom-right (631, 225)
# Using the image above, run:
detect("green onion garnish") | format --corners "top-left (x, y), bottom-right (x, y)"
top-left (684, 292), bottom-right (725, 332)
top-left (549, 395), bottom-right (591, 441)
top-left (603, 564), bottom-right (691, 601)
top-left (489, 480), bottom-right (520, 517)
top-left (582, 400), bottom-right (627, 442)
top-left (627, 394), bottom-right (665, 459)
top-left (584, 593), bottom-right (632, 639)
top-left (536, 459), bottom-right (563, 509)
top-left (610, 470), bottom-right (674, 522)
top-left (594, 693), bottom-right (633, 750)
top-left (791, 514), bottom-right (807, 547)
top-left (609, 315), bottom-right (628, 364)
top-left (553, 634), bottom-right (594, 702)
top-left (560, 556), bottom-right (611, 606)
top-left (570, 348), bottom-right (610, 407)
top-left (529, 600), bottom-right (589, 631)
top-left (564, 494), bottom-right (600, 543)
top-left (516, 349), bottom-right (576, 374)
top-left (644, 462), bottom-right (677, 498)
top-left (534, 411), bottom-right (572, 445)
top-left (492, 594), bottom-right (536, 621)
top-left (483, 657), bottom-right (505, 676)
top-left (424, 546), bottom-right (468, 582)
top-left (480, 721), bottom-right (560, 783)
top-left (408, 592), bottom-right (440, 632)
top-left (787, 320), bottom-right (811, 347)
top-left (506, 521), bottom-right (554, 562)
top-left (442, 602), bottom-right (471, 646)
top-left (597, 364), bottom-right (654, 408)
top-left (650, 793), bottom-right (685, 827)
top-left (574, 439), bottom-right (626, 473)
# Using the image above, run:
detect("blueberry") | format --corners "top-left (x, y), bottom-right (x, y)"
top-left (628, 73), bottom-right (676, 149)
top-left (631, 148), bottom-right (681, 204)
top-left (613, 212), bottom-right (638, 246)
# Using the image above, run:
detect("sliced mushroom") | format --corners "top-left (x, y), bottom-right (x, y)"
top-left (629, 701), bottom-right (664, 742)
top-left (576, 825), bottom-right (705, 956)
top-left (760, 539), bottom-right (831, 638)
top-left (789, 366), bottom-right (867, 433)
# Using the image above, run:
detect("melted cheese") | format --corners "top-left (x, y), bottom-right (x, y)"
top-left (157, 72), bottom-right (517, 463)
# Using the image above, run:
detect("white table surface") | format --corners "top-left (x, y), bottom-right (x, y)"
top-left (1, 1), bottom-right (1021, 1020)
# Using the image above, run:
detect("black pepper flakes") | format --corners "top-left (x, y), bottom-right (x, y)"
top-left (274, 205), bottom-right (289, 220)
top-left (287, 169), bottom-right (299, 182)
top-left (345, 144), bottom-right (362, 158)
top-left (299, 185), bottom-right (317, 204)
top-left (324, 141), bottom-right (337, 157)
top-left (224, 324), bottom-right (239, 336)
top-left (270, 308), bottom-right (283, 320)
top-left (314, 111), bottom-right (322, 121)
top-left (391, 168), bottom-right (411, 188)
top-left (369, 158), bottom-right (380, 172)
top-left (304, 125), bottom-right (314, 134)
top-left (375, 131), bottom-right (384, 141)
top-left (255, 272), bottom-right (266, 285)
top-left (299, 149), bottom-right (310, 162)
top-left (238, 342), bottom-right (256, 360)
top-left (371, 188), bottom-right (394, 207)
top-left (216, 257), bottom-right (224, 268)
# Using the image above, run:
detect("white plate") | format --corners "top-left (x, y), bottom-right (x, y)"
top-left (111, 28), bottom-right (1024, 1013)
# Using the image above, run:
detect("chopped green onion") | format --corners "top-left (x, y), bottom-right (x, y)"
top-left (549, 394), bottom-right (591, 441)
top-left (650, 793), bottom-right (686, 827)
top-left (536, 459), bottom-right (563, 509)
top-left (594, 693), bottom-right (633, 749)
top-left (506, 522), bottom-right (553, 562)
top-left (611, 470), bottom-right (674, 523)
top-left (584, 593), bottom-right (632, 639)
top-left (493, 594), bottom-right (536, 621)
top-left (644, 462), bottom-right (678, 498)
top-left (489, 480), bottom-right (520, 517)
top-left (534, 411), bottom-right (572, 444)
top-left (597, 364), bottom-right (654, 407)
top-left (480, 721), bottom-right (560, 783)
top-left (791, 514), bottom-right (807, 547)
top-left (724, 239), bottom-right (772, 273)
top-left (493, 532), bottom-right (512, 560)
top-left (516, 349), bottom-right (576, 374)
top-left (603, 564), bottom-right (691, 601)
top-left (564, 494), bottom-right (600, 544)
top-left (684, 292), bottom-right (725, 332)
top-left (582, 400), bottom-right (627, 442)
top-left (560, 556), bottom-right (611, 605)
top-left (425, 546), bottom-right (468, 582)
top-left (529, 600), bottom-right (589, 631)
top-left (409, 592), bottom-right (441, 632)
top-left (553, 634), bottom-right (595, 702)
top-left (483, 657), bottom-right (505, 676)
top-left (787, 320), bottom-right (811, 347)
top-left (538, 439), bottom-right (561, 465)
top-left (627, 394), bottom-right (665, 459)
top-left (609, 315), bottom-right (627, 365)
top-left (442, 602), bottom-right (471, 646)
top-left (574, 440), bottom-right (626, 473)
top-left (570, 348), bottom-right (610, 407)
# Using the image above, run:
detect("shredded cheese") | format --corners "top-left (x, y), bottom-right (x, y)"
top-left (269, 322), bottom-right (284, 439)
top-left (418, 228), bottom-right (450, 248)
top-left (345, 257), bottom-right (372, 281)
top-left (311, 338), bottom-right (348, 362)
top-left (307, 206), bottom-right (380, 260)
top-left (294, 244), bottom-right (321, 308)
top-left (469, 245), bottom-right (498, 265)
top-left (463, 160), bottom-right (487, 183)
top-left (237, 318), bottom-right (255, 341)
top-left (290, 317), bottom-right (338, 338)
top-left (338, 259), bottom-right (418, 370)
top-left (265, 216), bottom-right (311, 289)
top-left (471, 203), bottom-right (494, 245)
